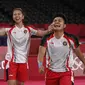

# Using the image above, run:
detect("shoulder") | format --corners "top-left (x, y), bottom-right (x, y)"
top-left (64, 32), bottom-right (80, 47)
top-left (25, 25), bottom-right (37, 33)
top-left (8, 26), bottom-right (15, 33)
top-left (64, 32), bottom-right (79, 41)
top-left (40, 32), bottom-right (53, 46)
top-left (25, 25), bottom-right (36, 30)
top-left (42, 32), bottom-right (54, 40)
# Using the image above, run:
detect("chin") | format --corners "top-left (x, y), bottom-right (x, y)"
top-left (15, 21), bottom-right (21, 24)
top-left (53, 28), bottom-right (64, 31)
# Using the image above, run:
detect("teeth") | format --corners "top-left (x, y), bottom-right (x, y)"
top-left (16, 19), bottom-right (19, 20)
top-left (54, 25), bottom-right (60, 27)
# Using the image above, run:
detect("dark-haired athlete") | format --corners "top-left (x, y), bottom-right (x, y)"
top-left (38, 14), bottom-right (85, 85)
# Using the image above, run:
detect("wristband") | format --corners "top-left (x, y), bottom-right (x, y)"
top-left (38, 61), bottom-right (43, 68)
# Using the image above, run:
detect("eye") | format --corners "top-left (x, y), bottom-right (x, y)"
top-left (54, 20), bottom-right (57, 22)
top-left (18, 13), bottom-right (21, 15)
top-left (59, 19), bottom-right (61, 22)
top-left (53, 19), bottom-right (57, 22)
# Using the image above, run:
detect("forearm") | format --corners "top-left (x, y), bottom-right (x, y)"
top-left (77, 53), bottom-right (85, 65)
top-left (38, 53), bottom-right (44, 63)
top-left (41, 30), bottom-right (49, 36)
top-left (37, 46), bottom-right (46, 68)
top-left (37, 30), bottom-right (50, 36)
top-left (37, 51), bottom-right (44, 68)
top-left (74, 47), bottom-right (85, 65)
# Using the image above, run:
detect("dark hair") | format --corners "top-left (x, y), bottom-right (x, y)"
top-left (13, 8), bottom-right (25, 16)
top-left (53, 13), bottom-right (67, 24)
top-left (9, 8), bottom-right (29, 26)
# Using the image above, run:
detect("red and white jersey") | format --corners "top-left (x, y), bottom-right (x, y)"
top-left (5, 25), bottom-right (37, 63)
top-left (68, 49), bottom-right (74, 68)
top-left (40, 32), bottom-right (79, 72)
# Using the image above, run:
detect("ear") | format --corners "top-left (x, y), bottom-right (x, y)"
top-left (64, 24), bottom-right (66, 28)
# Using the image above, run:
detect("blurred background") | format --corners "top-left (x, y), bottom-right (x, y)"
top-left (0, 0), bottom-right (85, 85)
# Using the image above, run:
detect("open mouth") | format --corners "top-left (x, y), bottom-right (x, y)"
top-left (16, 19), bottom-right (20, 21)
top-left (54, 24), bottom-right (61, 27)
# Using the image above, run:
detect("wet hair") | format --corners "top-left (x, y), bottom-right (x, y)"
top-left (53, 13), bottom-right (67, 24)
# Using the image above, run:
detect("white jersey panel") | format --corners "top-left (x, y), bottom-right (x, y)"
top-left (46, 36), bottom-right (70, 72)
top-left (41, 32), bottom-right (79, 72)
top-left (5, 26), bottom-right (37, 63)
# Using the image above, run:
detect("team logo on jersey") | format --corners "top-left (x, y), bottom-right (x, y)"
top-left (63, 41), bottom-right (67, 46)
top-left (24, 30), bottom-right (27, 34)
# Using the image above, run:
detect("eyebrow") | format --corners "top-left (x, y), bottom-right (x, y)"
top-left (54, 18), bottom-right (62, 20)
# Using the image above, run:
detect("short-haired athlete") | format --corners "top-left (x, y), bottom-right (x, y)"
top-left (37, 13), bottom-right (85, 85)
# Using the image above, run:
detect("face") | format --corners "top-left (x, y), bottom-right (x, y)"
top-left (52, 17), bottom-right (66, 31)
top-left (13, 9), bottom-right (24, 24)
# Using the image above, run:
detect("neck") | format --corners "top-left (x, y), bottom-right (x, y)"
top-left (54, 30), bottom-right (64, 39)
top-left (15, 22), bottom-right (24, 28)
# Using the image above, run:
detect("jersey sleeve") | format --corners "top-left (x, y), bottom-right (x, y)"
top-left (40, 36), bottom-right (47, 47)
top-left (40, 33), bottom-right (52, 47)
top-left (28, 26), bottom-right (37, 35)
top-left (70, 35), bottom-right (80, 49)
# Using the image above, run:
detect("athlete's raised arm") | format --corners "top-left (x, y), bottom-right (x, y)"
top-left (36, 24), bottom-right (54, 36)
top-left (28, 24), bottom-right (54, 37)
